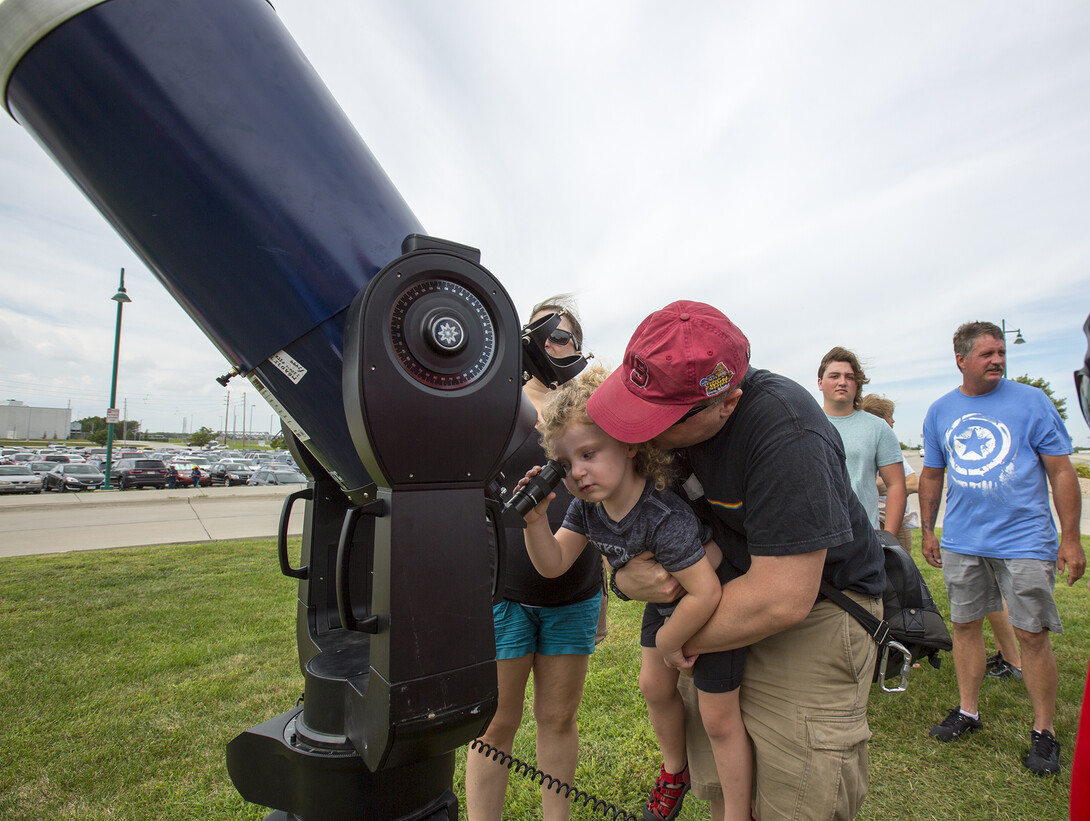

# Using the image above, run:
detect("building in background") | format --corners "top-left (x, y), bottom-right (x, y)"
top-left (1, 401), bottom-right (72, 440)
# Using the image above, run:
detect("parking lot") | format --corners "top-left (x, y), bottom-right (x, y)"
top-left (0, 484), bottom-right (302, 558)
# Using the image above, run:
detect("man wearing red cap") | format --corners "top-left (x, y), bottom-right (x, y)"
top-left (593, 301), bottom-right (885, 821)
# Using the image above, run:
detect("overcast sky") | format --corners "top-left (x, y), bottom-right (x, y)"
top-left (2, 1), bottom-right (1089, 447)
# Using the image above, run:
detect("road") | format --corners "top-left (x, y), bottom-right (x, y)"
top-left (0, 484), bottom-right (302, 558)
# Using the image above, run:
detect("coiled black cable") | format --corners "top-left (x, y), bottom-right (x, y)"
top-left (469, 738), bottom-right (640, 821)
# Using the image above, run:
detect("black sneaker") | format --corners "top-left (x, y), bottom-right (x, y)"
top-left (985, 658), bottom-right (1023, 680)
top-left (985, 651), bottom-right (1003, 671)
top-left (929, 707), bottom-right (983, 741)
top-left (1023, 729), bottom-right (1061, 775)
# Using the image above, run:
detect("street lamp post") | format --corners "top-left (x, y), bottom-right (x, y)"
top-left (1000, 319), bottom-right (1026, 378)
top-left (103, 268), bottom-right (132, 490)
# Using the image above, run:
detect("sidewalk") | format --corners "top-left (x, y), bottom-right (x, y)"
top-left (0, 484), bottom-right (303, 558)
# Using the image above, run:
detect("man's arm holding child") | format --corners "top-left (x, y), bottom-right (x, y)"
top-left (683, 550), bottom-right (825, 655)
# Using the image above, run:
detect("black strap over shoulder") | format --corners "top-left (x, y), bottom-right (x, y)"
top-left (818, 581), bottom-right (891, 646)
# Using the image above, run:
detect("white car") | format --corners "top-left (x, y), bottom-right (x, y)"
top-left (0, 464), bottom-right (44, 493)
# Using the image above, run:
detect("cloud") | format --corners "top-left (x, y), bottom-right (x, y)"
top-left (1, 0), bottom-right (1088, 447)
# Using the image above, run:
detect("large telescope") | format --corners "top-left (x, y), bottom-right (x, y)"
top-left (0, 1), bottom-right (566, 818)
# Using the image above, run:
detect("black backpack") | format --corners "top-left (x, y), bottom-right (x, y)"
top-left (820, 531), bottom-right (953, 693)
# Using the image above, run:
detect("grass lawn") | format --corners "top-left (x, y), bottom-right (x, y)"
top-left (0, 533), bottom-right (1086, 820)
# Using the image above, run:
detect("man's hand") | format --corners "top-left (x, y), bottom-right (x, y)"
top-left (921, 530), bottom-right (942, 568)
top-left (613, 550), bottom-right (683, 603)
top-left (1042, 454), bottom-right (1083, 586)
top-left (1058, 534), bottom-right (1086, 586)
top-left (917, 466), bottom-right (945, 567)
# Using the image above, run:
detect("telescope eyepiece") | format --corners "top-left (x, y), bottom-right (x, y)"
top-left (505, 460), bottom-right (565, 517)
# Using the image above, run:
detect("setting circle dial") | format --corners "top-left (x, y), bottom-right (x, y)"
top-left (388, 279), bottom-right (496, 390)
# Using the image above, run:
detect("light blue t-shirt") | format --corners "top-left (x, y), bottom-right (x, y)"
top-left (922, 378), bottom-right (1072, 560)
top-left (826, 410), bottom-right (903, 528)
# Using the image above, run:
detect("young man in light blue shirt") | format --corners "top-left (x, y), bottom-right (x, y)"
top-left (818, 346), bottom-right (906, 536)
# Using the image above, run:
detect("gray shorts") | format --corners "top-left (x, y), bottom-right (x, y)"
top-left (940, 549), bottom-right (1063, 634)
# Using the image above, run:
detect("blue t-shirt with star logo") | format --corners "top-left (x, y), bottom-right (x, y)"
top-left (922, 378), bottom-right (1072, 560)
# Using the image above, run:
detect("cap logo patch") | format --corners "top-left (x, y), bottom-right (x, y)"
top-left (630, 355), bottom-right (650, 389)
top-left (700, 362), bottom-right (735, 396)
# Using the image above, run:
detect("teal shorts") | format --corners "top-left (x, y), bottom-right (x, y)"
top-left (493, 595), bottom-right (600, 659)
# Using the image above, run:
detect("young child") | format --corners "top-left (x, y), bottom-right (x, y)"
top-left (518, 365), bottom-right (751, 821)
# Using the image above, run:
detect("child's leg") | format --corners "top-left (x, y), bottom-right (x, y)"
top-left (639, 647), bottom-right (686, 773)
top-left (698, 688), bottom-right (752, 821)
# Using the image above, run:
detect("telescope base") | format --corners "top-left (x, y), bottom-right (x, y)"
top-left (227, 706), bottom-right (457, 821)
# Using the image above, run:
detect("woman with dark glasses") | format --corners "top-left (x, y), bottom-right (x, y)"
top-left (466, 295), bottom-right (606, 821)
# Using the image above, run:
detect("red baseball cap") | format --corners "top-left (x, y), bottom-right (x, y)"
top-left (587, 301), bottom-right (750, 443)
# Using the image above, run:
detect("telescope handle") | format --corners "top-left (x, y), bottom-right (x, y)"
top-left (484, 497), bottom-right (507, 606)
top-left (277, 487), bottom-right (313, 579)
top-left (336, 500), bottom-right (387, 633)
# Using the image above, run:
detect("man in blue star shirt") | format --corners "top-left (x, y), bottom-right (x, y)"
top-left (920, 321), bottom-right (1084, 776)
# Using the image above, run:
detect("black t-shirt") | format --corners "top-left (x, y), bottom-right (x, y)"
top-left (685, 368), bottom-right (885, 597)
top-left (496, 432), bottom-right (603, 607)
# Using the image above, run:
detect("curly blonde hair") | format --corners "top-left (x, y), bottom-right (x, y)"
top-left (538, 363), bottom-right (675, 490)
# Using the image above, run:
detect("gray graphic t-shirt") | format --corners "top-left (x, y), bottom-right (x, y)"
top-left (561, 480), bottom-right (704, 572)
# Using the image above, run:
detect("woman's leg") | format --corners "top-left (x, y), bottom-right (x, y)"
top-left (698, 688), bottom-right (752, 821)
top-left (532, 653), bottom-right (591, 821)
top-left (465, 654), bottom-right (534, 821)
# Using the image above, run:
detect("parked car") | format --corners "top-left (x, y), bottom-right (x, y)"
top-left (208, 462), bottom-right (255, 486)
top-left (27, 461), bottom-right (56, 476)
top-left (42, 453), bottom-right (72, 464)
top-left (43, 464), bottom-right (104, 492)
top-left (111, 458), bottom-right (169, 489)
top-left (0, 464), bottom-right (44, 493)
top-left (247, 467), bottom-right (307, 486)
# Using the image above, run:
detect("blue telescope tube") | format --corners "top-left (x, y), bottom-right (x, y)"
top-left (0, 0), bottom-right (424, 497)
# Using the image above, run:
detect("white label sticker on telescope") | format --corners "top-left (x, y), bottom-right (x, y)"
top-left (269, 350), bottom-right (308, 384)
top-left (247, 374), bottom-right (311, 443)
